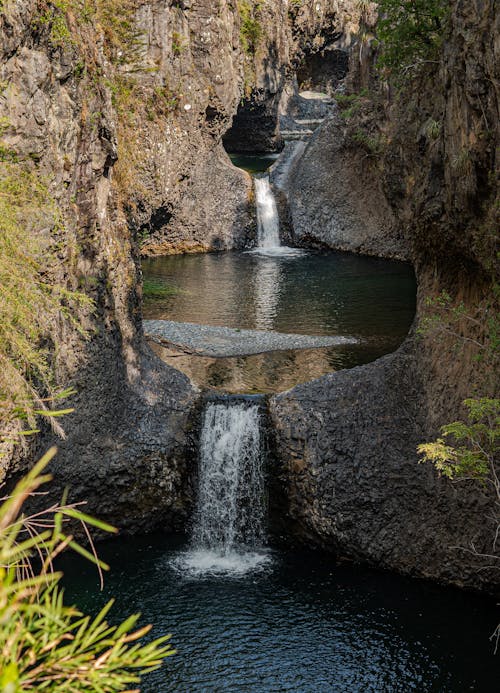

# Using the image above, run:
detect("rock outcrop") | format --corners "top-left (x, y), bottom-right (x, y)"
top-left (0, 0), bottom-right (200, 526)
top-left (270, 340), bottom-right (499, 592)
top-left (284, 112), bottom-right (406, 259)
top-left (135, 0), bottom-right (364, 253)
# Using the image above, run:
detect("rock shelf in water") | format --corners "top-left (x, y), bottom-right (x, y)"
top-left (143, 320), bottom-right (358, 358)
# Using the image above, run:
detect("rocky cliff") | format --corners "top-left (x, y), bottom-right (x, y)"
top-left (269, 0), bottom-right (499, 590)
top-left (0, 0), bottom-right (202, 529)
top-left (2, 1), bottom-right (497, 588)
top-left (133, 0), bottom-right (364, 255)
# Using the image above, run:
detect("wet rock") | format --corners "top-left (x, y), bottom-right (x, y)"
top-left (41, 346), bottom-right (200, 533)
top-left (144, 319), bottom-right (359, 357)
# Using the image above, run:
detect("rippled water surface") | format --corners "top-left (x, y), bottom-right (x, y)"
top-left (61, 534), bottom-right (498, 692)
top-left (142, 251), bottom-right (416, 338)
top-left (142, 251), bottom-right (416, 392)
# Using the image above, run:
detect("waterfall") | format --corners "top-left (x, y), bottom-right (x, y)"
top-left (252, 174), bottom-right (305, 258)
top-left (176, 399), bottom-right (270, 576)
top-left (255, 175), bottom-right (281, 249)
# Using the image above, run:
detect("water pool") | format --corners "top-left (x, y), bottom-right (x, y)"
top-left (61, 534), bottom-right (499, 692)
top-left (142, 250), bottom-right (416, 393)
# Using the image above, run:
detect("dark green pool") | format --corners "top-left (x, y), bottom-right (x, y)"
top-left (61, 534), bottom-right (499, 692)
top-left (228, 152), bottom-right (280, 173)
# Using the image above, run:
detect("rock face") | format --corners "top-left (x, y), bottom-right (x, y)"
top-left (0, 1), bottom-right (200, 526)
top-left (43, 347), bottom-right (199, 533)
top-left (140, 145), bottom-right (256, 256)
top-left (284, 112), bottom-right (406, 259)
top-left (268, 0), bottom-right (499, 590)
top-left (382, 0), bottom-right (499, 279)
top-left (125, 0), bottom-right (255, 255)
top-left (270, 343), bottom-right (498, 592)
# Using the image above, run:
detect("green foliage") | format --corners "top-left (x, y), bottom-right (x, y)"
top-left (142, 278), bottom-right (180, 300)
top-left (91, 0), bottom-right (144, 66)
top-left (0, 449), bottom-right (174, 691)
top-left (376, 0), bottom-right (449, 75)
top-left (339, 102), bottom-right (360, 120)
top-left (335, 90), bottom-right (369, 120)
top-left (419, 398), bottom-right (499, 481)
top-left (171, 31), bottom-right (187, 56)
top-left (423, 117), bottom-right (441, 139)
top-left (0, 157), bottom-right (93, 443)
top-left (238, 0), bottom-right (263, 55)
top-left (451, 147), bottom-right (473, 175)
top-left (30, 1), bottom-right (143, 62)
top-left (33, 1), bottom-right (73, 49)
top-left (149, 84), bottom-right (180, 118)
top-left (351, 129), bottom-right (385, 156)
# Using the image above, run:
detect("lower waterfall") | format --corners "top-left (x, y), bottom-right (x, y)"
top-left (176, 399), bottom-right (271, 576)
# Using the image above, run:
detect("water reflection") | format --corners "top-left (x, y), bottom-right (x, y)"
top-left (253, 258), bottom-right (282, 331)
top-left (142, 250), bottom-right (416, 340)
top-left (151, 342), bottom-right (393, 395)
top-left (142, 250), bottom-right (417, 393)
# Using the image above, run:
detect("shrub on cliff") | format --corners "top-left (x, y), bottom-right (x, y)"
top-left (238, 0), bottom-right (263, 54)
top-left (376, 0), bottom-right (449, 75)
top-left (0, 157), bottom-right (93, 449)
top-left (419, 397), bottom-right (500, 649)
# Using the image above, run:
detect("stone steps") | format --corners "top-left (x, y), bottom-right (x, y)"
top-left (294, 118), bottom-right (325, 126)
top-left (281, 129), bottom-right (314, 141)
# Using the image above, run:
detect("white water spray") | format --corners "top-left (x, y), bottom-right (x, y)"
top-left (255, 175), bottom-right (281, 249)
top-left (175, 400), bottom-right (270, 576)
top-left (253, 174), bottom-right (305, 258)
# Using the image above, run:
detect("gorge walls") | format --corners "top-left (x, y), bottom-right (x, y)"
top-left (1, 0), bottom-right (497, 589)
top-left (122, 0), bottom-right (365, 256)
top-left (0, 0), bottom-right (200, 529)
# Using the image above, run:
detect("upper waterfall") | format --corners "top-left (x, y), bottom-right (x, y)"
top-left (252, 173), bottom-right (305, 257)
top-left (255, 175), bottom-right (281, 249)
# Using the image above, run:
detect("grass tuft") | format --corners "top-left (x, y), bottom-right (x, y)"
top-left (142, 278), bottom-right (180, 300)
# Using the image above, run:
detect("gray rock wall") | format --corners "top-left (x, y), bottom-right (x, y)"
top-left (0, 1), bottom-right (201, 526)
top-left (285, 113), bottom-right (407, 259)
top-left (270, 343), bottom-right (499, 591)
top-left (137, 0), bottom-right (365, 252)
top-left (266, 0), bottom-right (499, 592)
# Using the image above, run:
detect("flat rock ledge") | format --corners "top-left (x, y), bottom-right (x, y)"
top-left (143, 320), bottom-right (358, 358)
